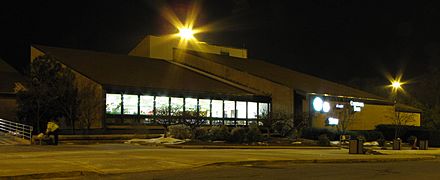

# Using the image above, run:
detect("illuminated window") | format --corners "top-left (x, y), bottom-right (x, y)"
top-left (185, 98), bottom-right (198, 116)
top-left (140, 95), bottom-right (154, 115)
top-left (123, 94), bottom-right (138, 115)
top-left (224, 100), bottom-right (235, 118)
top-left (248, 102), bottom-right (258, 119)
top-left (224, 120), bottom-right (235, 125)
top-left (199, 99), bottom-right (211, 117)
top-left (236, 101), bottom-right (246, 118)
top-left (258, 103), bottom-right (269, 119)
top-left (170, 97), bottom-right (183, 116)
top-left (155, 96), bottom-right (169, 116)
top-left (212, 100), bottom-right (223, 118)
top-left (237, 120), bottom-right (246, 126)
top-left (212, 119), bottom-right (223, 125)
top-left (106, 94), bottom-right (121, 114)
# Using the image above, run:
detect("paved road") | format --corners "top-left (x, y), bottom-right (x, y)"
top-left (91, 159), bottom-right (440, 180)
top-left (0, 144), bottom-right (437, 179)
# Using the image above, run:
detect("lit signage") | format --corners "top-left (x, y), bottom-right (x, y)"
top-left (335, 104), bottom-right (344, 109)
top-left (312, 97), bottom-right (331, 113)
top-left (328, 117), bottom-right (339, 125)
top-left (313, 97), bottom-right (323, 111)
top-left (350, 101), bottom-right (364, 112)
top-left (322, 102), bottom-right (330, 113)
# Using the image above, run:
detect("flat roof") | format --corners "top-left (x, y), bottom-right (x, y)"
top-left (33, 45), bottom-right (257, 97)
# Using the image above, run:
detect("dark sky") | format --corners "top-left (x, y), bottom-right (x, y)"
top-left (2, 0), bottom-right (440, 84)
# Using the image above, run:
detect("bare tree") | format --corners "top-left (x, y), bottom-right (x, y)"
top-left (77, 82), bottom-right (101, 134)
top-left (335, 103), bottom-right (356, 135)
top-left (179, 110), bottom-right (207, 140)
top-left (155, 105), bottom-right (181, 137)
top-left (390, 111), bottom-right (415, 139)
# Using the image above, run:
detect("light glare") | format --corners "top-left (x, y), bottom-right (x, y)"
top-left (179, 28), bottom-right (194, 40)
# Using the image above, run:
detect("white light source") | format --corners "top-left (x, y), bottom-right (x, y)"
top-left (313, 97), bottom-right (323, 111)
top-left (328, 117), bottom-right (339, 125)
top-left (350, 101), bottom-right (364, 112)
top-left (336, 104), bottom-right (344, 109)
top-left (322, 101), bottom-right (331, 113)
top-left (179, 28), bottom-right (194, 40)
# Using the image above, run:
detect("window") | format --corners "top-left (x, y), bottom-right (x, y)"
top-left (248, 102), bottom-right (258, 119)
top-left (170, 97), bottom-right (183, 116)
top-left (155, 96), bottom-right (169, 116)
top-left (212, 120), bottom-right (223, 125)
top-left (258, 103), bottom-right (269, 119)
top-left (224, 120), bottom-right (235, 125)
top-left (106, 94), bottom-right (121, 114)
top-left (237, 120), bottom-right (246, 126)
top-left (185, 98), bottom-right (198, 116)
top-left (212, 100), bottom-right (223, 118)
top-left (224, 100), bottom-right (235, 118)
top-left (199, 99), bottom-right (210, 117)
top-left (236, 101), bottom-right (246, 119)
top-left (123, 94), bottom-right (138, 115)
top-left (140, 95), bottom-right (154, 115)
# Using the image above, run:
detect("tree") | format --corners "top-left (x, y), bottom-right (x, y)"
top-left (259, 111), bottom-right (291, 139)
top-left (16, 55), bottom-right (78, 133)
top-left (335, 102), bottom-right (356, 135)
top-left (77, 82), bottom-right (101, 133)
top-left (155, 105), bottom-right (180, 137)
top-left (390, 111), bottom-right (415, 139)
top-left (178, 110), bottom-right (207, 140)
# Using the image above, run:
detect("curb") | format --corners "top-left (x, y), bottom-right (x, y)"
top-left (1, 156), bottom-right (435, 179)
top-left (163, 144), bottom-right (340, 150)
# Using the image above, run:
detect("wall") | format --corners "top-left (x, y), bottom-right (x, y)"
top-left (311, 100), bottom-right (421, 130)
top-left (129, 35), bottom-right (247, 60)
top-left (0, 96), bottom-right (17, 121)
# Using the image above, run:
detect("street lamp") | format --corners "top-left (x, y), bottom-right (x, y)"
top-left (178, 27), bottom-right (195, 40)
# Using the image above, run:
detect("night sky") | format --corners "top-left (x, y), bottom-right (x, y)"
top-left (2, 0), bottom-right (440, 85)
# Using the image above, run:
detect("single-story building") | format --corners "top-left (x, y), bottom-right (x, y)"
top-left (26, 35), bottom-right (421, 132)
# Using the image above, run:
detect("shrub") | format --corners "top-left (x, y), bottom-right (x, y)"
top-left (302, 128), bottom-right (337, 140)
top-left (230, 127), bottom-right (247, 143)
top-left (194, 127), bottom-right (210, 141)
top-left (247, 124), bottom-right (263, 143)
top-left (378, 138), bottom-right (386, 147)
top-left (356, 131), bottom-right (384, 141)
top-left (375, 124), bottom-right (430, 141)
top-left (318, 134), bottom-right (330, 146)
top-left (168, 124), bottom-right (191, 139)
top-left (272, 120), bottom-right (292, 137)
top-left (209, 125), bottom-right (230, 141)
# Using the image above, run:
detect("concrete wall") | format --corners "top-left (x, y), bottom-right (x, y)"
top-left (172, 50), bottom-right (294, 118)
top-left (129, 35), bottom-right (247, 60)
top-left (311, 101), bottom-right (421, 130)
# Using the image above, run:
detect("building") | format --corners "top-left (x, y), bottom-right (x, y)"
top-left (0, 58), bottom-right (27, 121)
top-left (27, 35), bottom-right (421, 132)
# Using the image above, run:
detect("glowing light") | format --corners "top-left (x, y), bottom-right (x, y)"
top-left (322, 101), bottom-right (331, 113)
top-left (179, 28), bottom-right (194, 40)
top-left (336, 104), bottom-right (344, 109)
top-left (328, 117), bottom-right (339, 125)
top-left (313, 97), bottom-right (323, 112)
top-left (392, 81), bottom-right (401, 89)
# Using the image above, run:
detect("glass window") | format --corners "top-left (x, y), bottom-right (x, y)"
top-left (106, 94), bottom-right (121, 114)
top-left (170, 97), bottom-right (183, 116)
top-left (185, 98), bottom-right (198, 116)
top-left (123, 94), bottom-right (138, 115)
top-left (224, 120), bottom-right (235, 125)
top-left (248, 102), bottom-right (258, 119)
top-left (224, 100), bottom-right (235, 118)
top-left (258, 103), bottom-right (269, 119)
top-left (199, 99), bottom-right (211, 117)
top-left (212, 120), bottom-right (223, 125)
top-left (236, 101), bottom-right (246, 118)
top-left (237, 120), bottom-right (246, 126)
top-left (212, 100), bottom-right (223, 118)
top-left (140, 95), bottom-right (154, 115)
top-left (155, 96), bottom-right (169, 116)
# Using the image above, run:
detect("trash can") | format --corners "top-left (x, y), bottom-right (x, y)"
top-left (393, 139), bottom-right (401, 150)
top-left (420, 140), bottom-right (429, 150)
top-left (349, 139), bottom-right (364, 154)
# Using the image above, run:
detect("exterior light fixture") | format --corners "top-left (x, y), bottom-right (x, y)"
top-left (391, 81), bottom-right (401, 89)
top-left (322, 101), bottom-right (331, 113)
top-left (312, 97), bottom-right (323, 111)
top-left (179, 28), bottom-right (194, 40)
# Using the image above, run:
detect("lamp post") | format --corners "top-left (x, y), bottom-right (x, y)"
top-left (390, 80), bottom-right (403, 150)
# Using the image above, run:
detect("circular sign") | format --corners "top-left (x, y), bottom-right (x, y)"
top-left (312, 97), bottom-right (323, 111)
top-left (323, 101), bottom-right (331, 112)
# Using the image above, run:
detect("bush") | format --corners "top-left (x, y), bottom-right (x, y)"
top-left (378, 138), bottom-right (386, 147)
top-left (375, 124), bottom-right (430, 141)
top-left (209, 125), bottom-right (230, 141)
top-left (194, 127), bottom-right (210, 141)
top-left (168, 124), bottom-right (191, 139)
top-left (318, 134), bottom-right (330, 146)
top-left (272, 120), bottom-right (292, 137)
top-left (356, 131), bottom-right (384, 141)
top-left (230, 127), bottom-right (247, 143)
top-left (302, 128), bottom-right (337, 140)
top-left (247, 124), bottom-right (263, 143)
